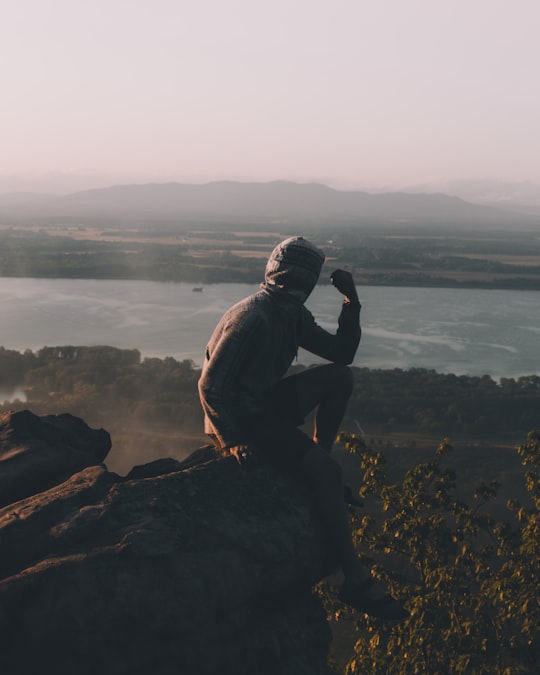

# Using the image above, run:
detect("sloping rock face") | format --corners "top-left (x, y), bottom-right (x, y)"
top-left (0, 413), bottom-right (333, 675)
top-left (0, 409), bottom-right (111, 507)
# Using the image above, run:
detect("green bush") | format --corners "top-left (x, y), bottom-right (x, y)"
top-left (330, 432), bottom-right (540, 674)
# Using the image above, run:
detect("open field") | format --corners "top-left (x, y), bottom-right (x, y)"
top-left (1, 223), bottom-right (540, 289)
top-left (460, 253), bottom-right (540, 265)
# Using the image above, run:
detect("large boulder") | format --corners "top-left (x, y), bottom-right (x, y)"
top-left (0, 435), bottom-right (333, 674)
top-left (0, 409), bottom-right (111, 507)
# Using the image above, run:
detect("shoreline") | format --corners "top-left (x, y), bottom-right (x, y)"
top-left (1, 271), bottom-right (540, 291)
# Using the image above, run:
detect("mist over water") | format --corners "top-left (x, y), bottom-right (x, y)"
top-left (1, 277), bottom-right (539, 380)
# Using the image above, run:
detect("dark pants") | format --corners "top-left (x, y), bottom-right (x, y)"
top-left (239, 364), bottom-right (365, 580)
top-left (239, 363), bottom-right (354, 468)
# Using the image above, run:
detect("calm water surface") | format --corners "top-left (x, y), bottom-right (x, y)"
top-left (1, 277), bottom-right (539, 380)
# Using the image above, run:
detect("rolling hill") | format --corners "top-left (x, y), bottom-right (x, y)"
top-left (0, 180), bottom-right (533, 229)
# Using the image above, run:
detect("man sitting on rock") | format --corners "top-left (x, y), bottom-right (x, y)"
top-left (198, 236), bottom-right (407, 621)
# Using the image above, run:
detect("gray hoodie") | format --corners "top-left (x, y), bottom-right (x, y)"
top-left (198, 237), bottom-right (361, 448)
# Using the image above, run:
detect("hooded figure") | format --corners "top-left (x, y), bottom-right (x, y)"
top-left (262, 235), bottom-right (326, 302)
top-left (197, 236), bottom-right (408, 621)
top-left (198, 236), bottom-right (361, 451)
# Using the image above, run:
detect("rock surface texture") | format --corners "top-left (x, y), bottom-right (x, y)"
top-left (0, 410), bottom-right (332, 675)
top-left (0, 409), bottom-right (111, 507)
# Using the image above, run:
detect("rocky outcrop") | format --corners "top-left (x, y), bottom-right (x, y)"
top-left (0, 409), bottom-right (111, 507)
top-left (0, 411), bottom-right (333, 675)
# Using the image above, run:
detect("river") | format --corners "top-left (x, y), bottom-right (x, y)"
top-left (1, 277), bottom-right (539, 380)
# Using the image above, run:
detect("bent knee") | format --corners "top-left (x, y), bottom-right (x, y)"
top-left (330, 364), bottom-right (354, 394)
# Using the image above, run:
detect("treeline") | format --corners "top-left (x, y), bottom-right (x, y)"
top-left (2, 346), bottom-right (540, 439)
top-left (332, 231), bottom-right (540, 289)
top-left (0, 345), bottom-right (202, 426)
top-left (348, 367), bottom-right (540, 436)
top-left (2, 228), bottom-right (540, 289)
top-left (0, 231), bottom-right (261, 283)
top-left (0, 345), bottom-right (206, 473)
top-left (1, 346), bottom-right (540, 466)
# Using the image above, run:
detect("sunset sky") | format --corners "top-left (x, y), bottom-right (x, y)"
top-left (2, 0), bottom-right (539, 192)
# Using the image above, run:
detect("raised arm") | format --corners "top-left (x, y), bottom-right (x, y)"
top-left (330, 269), bottom-right (361, 307)
top-left (299, 269), bottom-right (361, 364)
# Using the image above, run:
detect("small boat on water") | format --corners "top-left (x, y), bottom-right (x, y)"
top-left (192, 287), bottom-right (203, 292)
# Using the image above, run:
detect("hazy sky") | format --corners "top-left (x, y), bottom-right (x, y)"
top-left (2, 0), bottom-right (539, 192)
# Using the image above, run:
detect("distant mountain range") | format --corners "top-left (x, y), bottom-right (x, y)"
top-left (404, 179), bottom-right (540, 216)
top-left (0, 180), bottom-right (536, 229)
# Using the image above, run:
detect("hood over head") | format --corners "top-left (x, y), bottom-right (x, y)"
top-left (262, 236), bottom-right (325, 302)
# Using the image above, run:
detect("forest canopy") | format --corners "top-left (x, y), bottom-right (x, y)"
top-left (1, 345), bottom-right (539, 474)
top-left (2, 227), bottom-right (540, 289)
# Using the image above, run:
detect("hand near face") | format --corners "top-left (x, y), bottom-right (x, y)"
top-left (330, 269), bottom-right (359, 304)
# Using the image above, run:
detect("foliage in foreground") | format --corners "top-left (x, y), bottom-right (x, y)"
top-left (331, 431), bottom-right (540, 674)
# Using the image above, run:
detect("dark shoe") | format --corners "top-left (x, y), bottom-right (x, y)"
top-left (343, 484), bottom-right (364, 507)
top-left (338, 578), bottom-right (409, 621)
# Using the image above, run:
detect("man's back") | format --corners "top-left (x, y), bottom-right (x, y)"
top-left (199, 288), bottom-right (308, 446)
